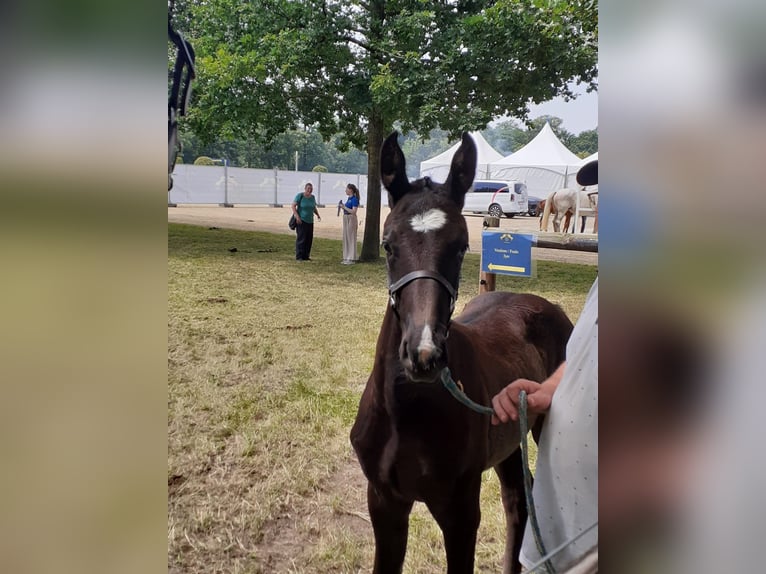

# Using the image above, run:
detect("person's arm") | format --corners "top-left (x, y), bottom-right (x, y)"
top-left (491, 361), bottom-right (566, 425)
top-left (314, 206), bottom-right (322, 221)
top-left (292, 199), bottom-right (302, 224)
top-left (341, 198), bottom-right (359, 214)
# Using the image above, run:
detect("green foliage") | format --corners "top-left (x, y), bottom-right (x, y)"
top-left (568, 129), bottom-right (599, 156)
top-left (179, 126), bottom-right (369, 172)
top-left (312, 165), bottom-right (328, 172)
top-left (185, 0), bottom-right (599, 138)
top-left (193, 155), bottom-right (215, 166)
top-left (400, 129), bottom-right (450, 178)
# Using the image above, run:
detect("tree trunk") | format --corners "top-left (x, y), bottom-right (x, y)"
top-left (360, 112), bottom-right (384, 261)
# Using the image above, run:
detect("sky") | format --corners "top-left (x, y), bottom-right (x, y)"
top-left (527, 87), bottom-right (598, 134)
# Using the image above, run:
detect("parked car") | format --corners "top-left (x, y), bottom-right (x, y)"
top-left (527, 195), bottom-right (542, 216)
top-left (463, 179), bottom-right (528, 218)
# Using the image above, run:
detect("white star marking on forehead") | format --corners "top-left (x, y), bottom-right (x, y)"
top-left (409, 209), bottom-right (447, 233)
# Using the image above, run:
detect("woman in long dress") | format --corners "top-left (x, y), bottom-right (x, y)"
top-left (339, 183), bottom-right (360, 264)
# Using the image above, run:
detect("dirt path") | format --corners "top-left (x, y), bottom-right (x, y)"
top-left (168, 205), bottom-right (598, 266)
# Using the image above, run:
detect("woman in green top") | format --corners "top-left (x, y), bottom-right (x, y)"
top-left (291, 182), bottom-right (322, 261)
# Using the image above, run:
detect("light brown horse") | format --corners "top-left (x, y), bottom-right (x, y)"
top-left (350, 132), bottom-right (573, 574)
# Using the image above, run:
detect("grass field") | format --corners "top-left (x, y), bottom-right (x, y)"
top-left (168, 223), bottom-right (597, 573)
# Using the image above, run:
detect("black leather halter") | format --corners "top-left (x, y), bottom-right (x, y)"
top-left (388, 270), bottom-right (458, 316)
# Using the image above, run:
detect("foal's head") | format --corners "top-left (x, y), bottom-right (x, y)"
top-left (380, 131), bottom-right (477, 383)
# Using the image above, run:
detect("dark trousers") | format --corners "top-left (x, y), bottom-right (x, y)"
top-left (295, 222), bottom-right (314, 260)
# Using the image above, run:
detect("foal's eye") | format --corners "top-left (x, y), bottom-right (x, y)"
top-left (381, 240), bottom-right (392, 255)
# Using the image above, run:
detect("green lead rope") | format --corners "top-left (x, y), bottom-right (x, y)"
top-left (440, 368), bottom-right (495, 415)
top-left (439, 367), bottom-right (555, 574)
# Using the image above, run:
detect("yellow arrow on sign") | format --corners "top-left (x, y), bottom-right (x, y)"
top-left (488, 263), bottom-right (526, 273)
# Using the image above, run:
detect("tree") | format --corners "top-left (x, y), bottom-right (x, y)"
top-left (400, 129), bottom-right (450, 179)
top-left (483, 120), bottom-right (528, 154)
top-left (568, 128), bottom-right (598, 156)
top-left (180, 0), bottom-right (597, 260)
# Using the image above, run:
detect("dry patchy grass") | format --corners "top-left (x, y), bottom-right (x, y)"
top-left (168, 224), bottom-right (596, 573)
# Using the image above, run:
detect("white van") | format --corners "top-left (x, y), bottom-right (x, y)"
top-left (463, 180), bottom-right (529, 218)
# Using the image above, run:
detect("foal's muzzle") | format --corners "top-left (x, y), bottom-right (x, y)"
top-left (399, 324), bottom-right (448, 383)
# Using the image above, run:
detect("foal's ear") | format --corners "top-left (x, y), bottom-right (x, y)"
top-left (445, 132), bottom-right (477, 206)
top-left (380, 131), bottom-right (411, 206)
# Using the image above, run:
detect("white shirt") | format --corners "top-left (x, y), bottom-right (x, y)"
top-left (520, 278), bottom-right (598, 571)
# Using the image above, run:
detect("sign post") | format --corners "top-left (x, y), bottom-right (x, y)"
top-left (479, 231), bottom-right (535, 293)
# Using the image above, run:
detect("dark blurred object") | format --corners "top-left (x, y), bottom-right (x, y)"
top-left (168, 14), bottom-right (196, 191)
top-left (527, 195), bottom-right (542, 216)
top-left (482, 216), bottom-right (500, 228)
top-left (577, 160), bottom-right (598, 187)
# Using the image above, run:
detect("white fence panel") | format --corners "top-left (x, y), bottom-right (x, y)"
top-left (224, 167), bottom-right (277, 204)
top-left (169, 165), bottom-right (226, 204)
top-left (169, 165), bottom-right (382, 206)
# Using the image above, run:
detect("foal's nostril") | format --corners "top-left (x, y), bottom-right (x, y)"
top-left (418, 347), bottom-right (436, 366)
top-left (400, 340), bottom-right (414, 366)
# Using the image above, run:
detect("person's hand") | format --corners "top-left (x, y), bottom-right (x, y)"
top-left (491, 378), bottom-right (554, 425)
top-left (295, 215), bottom-right (302, 224)
top-left (317, 214), bottom-right (322, 221)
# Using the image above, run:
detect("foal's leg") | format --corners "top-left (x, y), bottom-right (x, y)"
top-left (425, 473), bottom-right (482, 574)
top-left (495, 449), bottom-right (528, 574)
top-left (367, 482), bottom-right (413, 574)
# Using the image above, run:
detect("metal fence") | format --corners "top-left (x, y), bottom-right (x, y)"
top-left (169, 165), bottom-right (378, 207)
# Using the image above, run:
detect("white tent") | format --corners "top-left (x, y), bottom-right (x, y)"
top-left (488, 122), bottom-right (582, 197)
top-left (419, 131), bottom-right (504, 182)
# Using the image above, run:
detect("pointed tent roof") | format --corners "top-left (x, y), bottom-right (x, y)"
top-left (492, 122), bottom-right (581, 170)
top-left (419, 131), bottom-right (504, 182)
top-left (488, 122), bottom-right (583, 194)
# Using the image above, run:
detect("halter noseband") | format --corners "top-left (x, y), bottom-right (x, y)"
top-left (388, 270), bottom-right (458, 316)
